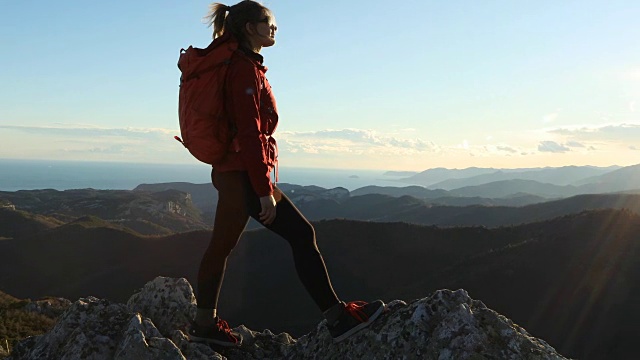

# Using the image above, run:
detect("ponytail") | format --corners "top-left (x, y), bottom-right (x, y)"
top-left (204, 3), bottom-right (231, 39)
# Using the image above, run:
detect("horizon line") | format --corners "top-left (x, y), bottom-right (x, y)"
top-left (0, 157), bottom-right (632, 172)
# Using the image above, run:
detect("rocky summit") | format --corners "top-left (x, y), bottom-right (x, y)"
top-left (7, 277), bottom-right (567, 360)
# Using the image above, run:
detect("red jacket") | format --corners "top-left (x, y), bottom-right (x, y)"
top-left (213, 47), bottom-right (279, 197)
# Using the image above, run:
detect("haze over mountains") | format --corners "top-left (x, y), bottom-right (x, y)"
top-left (394, 164), bottom-right (624, 189)
top-left (0, 163), bottom-right (639, 238)
top-left (145, 163), bottom-right (640, 200)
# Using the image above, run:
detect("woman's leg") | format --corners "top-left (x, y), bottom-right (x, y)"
top-left (244, 186), bottom-right (341, 312)
top-left (196, 170), bottom-right (251, 318)
top-left (194, 171), bottom-right (382, 344)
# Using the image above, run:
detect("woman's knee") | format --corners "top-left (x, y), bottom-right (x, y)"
top-left (209, 225), bottom-right (243, 257)
top-left (295, 221), bottom-right (318, 249)
top-left (205, 238), bottom-right (233, 261)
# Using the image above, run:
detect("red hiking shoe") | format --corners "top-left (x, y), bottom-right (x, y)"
top-left (188, 317), bottom-right (243, 347)
top-left (326, 300), bottom-right (386, 343)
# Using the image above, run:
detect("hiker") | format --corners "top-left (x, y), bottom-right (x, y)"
top-left (187, 0), bottom-right (385, 347)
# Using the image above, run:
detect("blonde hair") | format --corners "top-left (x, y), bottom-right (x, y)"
top-left (204, 1), bottom-right (272, 42)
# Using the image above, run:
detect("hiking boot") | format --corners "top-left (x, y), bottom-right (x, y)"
top-left (327, 300), bottom-right (385, 343)
top-left (187, 317), bottom-right (243, 347)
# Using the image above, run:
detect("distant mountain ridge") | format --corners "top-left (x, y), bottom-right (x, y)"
top-left (0, 188), bottom-right (207, 236)
top-left (397, 164), bottom-right (625, 188)
top-left (3, 186), bottom-right (640, 240)
top-left (448, 179), bottom-right (576, 198)
top-left (1, 162), bottom-right (638, 239)
top-left (382, 170), bottom-right (419, 177)
top-left (351, 185), bottom-right (448, 199)
top-left (423, 165), bottom-right (621, 190)
top-left (134, 182), bottom-right (217, 219)
top-left (576, 163), bottom-right (640, 190)
top-left (0, 208), bottom-right (63, 239)
top-left (384, 163), bottom-right (639, 199)
top-left (291, 192), bottom-right (640, 227)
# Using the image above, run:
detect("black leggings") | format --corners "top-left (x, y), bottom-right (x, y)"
top-left (196, 170), bottom-right (340, 312)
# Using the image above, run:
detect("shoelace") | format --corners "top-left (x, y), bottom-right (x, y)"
top-left (216, 318), bottom-right (239, 343)
top-left (344, 301), bottom-right (369, 323)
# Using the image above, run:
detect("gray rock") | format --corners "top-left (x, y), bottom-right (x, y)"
top-left (282, 290), bottom-right (565, 360)
top-left (8, 277), bottom-right (569, 360)
top-left (9, 297), bottom-right (132, 360)
top-left (170, 330), bottom-right (225, 360)
top-left (23, 297), bottom-right (72, 318)
top-left (127, 276), bottom-right (196, 337)
top-left (113, 314), bottom-right (184, 360)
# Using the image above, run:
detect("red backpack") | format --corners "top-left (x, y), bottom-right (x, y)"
top-left (175, 34), bottom-right (239, 165)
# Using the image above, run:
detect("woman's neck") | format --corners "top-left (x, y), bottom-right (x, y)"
top-left (242, 41), bottom-right (262, 54)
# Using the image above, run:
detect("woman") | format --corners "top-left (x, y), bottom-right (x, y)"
top-left (189, 0), bottom-right (385, 347)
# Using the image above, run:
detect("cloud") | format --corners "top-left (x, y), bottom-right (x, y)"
top-left (293, 129), bottom-right (383, 144)
top-left (64, 145), bottom-right (127, 154)
top-left (279, 129), bottom-right (439, 156)
top-left (0, 124), bottom-right (190, 163)
top-left (565, 141), bottom-right (585, 148)
top-left (538, 141), bottom-right (570, 153)
top-left (497, 145), bottom-right (518, 153)
top-left (631, 146), bottom-right (639, 151)
top-left (630, 101), bottom-right (637, 112)
top-left (0, 124), bottom-right (175, 140)
top-left (455, 139), bottom-right (469, 150)
top-left (548, 123), bottom-right (640, 143)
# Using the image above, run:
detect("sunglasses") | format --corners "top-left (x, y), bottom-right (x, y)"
top-left (255, 18), bottom-right (278, 32)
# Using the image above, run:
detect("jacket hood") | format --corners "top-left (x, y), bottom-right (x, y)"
top-left (177, 32), bottom-right (239, 79)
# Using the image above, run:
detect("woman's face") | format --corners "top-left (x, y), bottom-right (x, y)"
top-left (247, 10), bottom-right (277, 48)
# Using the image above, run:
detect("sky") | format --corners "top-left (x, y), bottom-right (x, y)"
top-left (1, 0), bottom-right (639, 171)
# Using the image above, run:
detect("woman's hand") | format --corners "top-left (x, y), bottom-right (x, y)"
top-left (259, 194), bottom-right (277, 225)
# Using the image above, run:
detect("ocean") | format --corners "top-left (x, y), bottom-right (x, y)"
top-left (0, 159), bottom-right (406, 192)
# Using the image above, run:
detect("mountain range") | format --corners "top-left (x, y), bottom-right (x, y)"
top-left (0, 188), bottom-right (206, 236)
top-left (2, 185), bottom-right (640, 240)
top-left (0, 209), bottom-right (637, 359)
top-left (396, 164), bottom-right (626, 188)
top-left (2, 163), bottom-right (640, 359)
